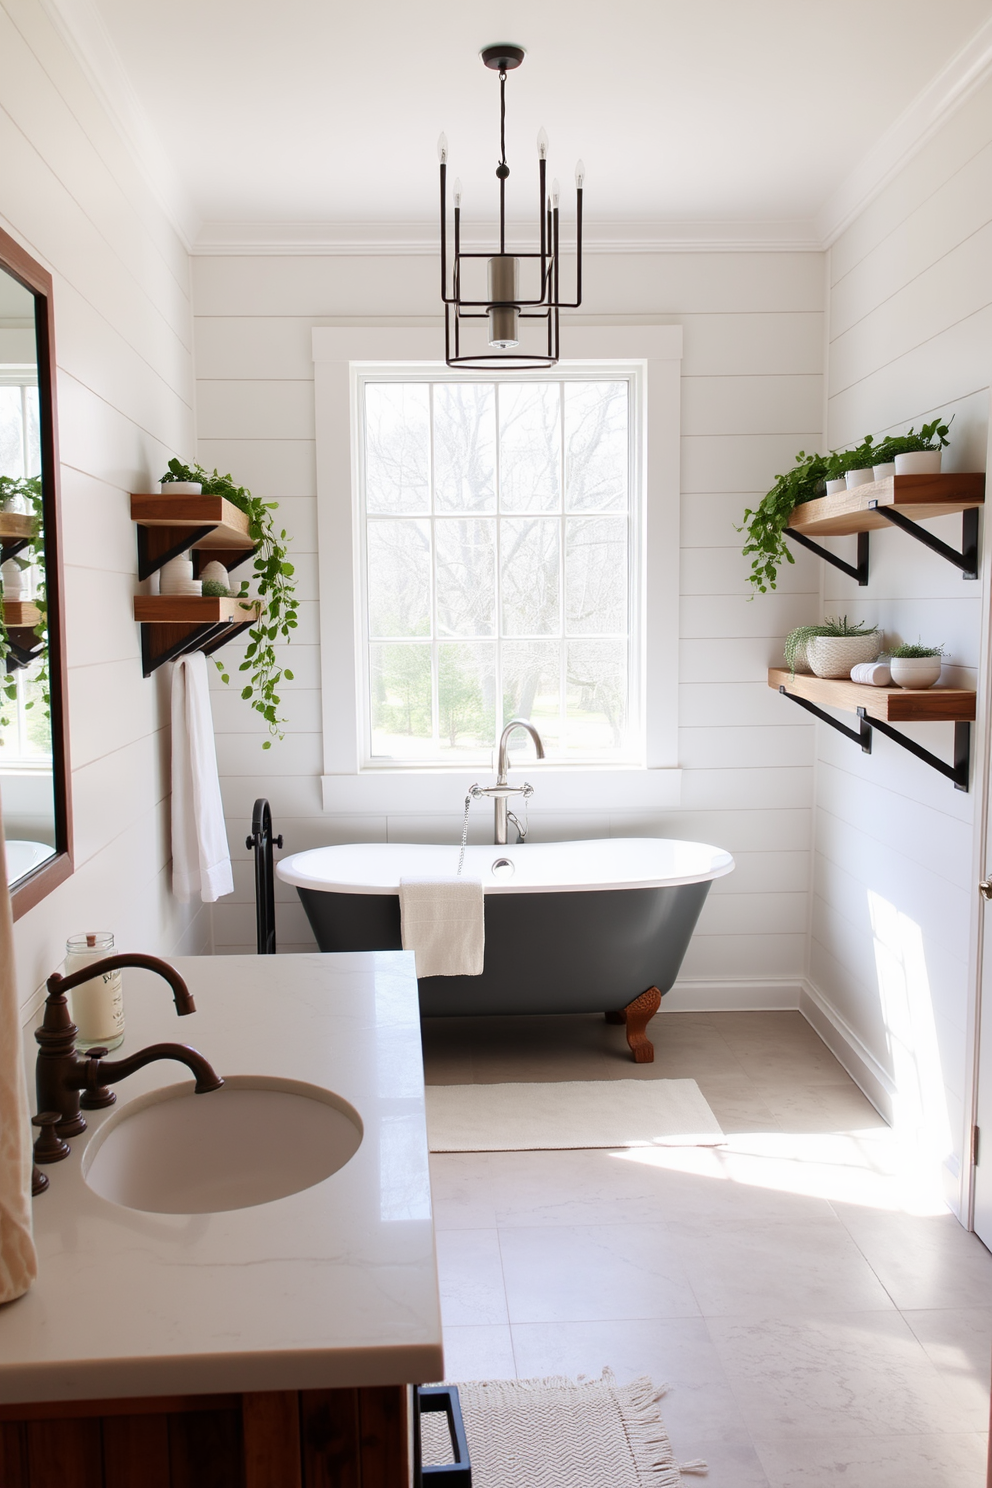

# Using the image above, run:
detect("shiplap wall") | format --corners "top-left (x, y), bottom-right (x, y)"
top-left (193, 250), bottom-right (825, 1001)
top-left (0, 0), bottom-right (207, 1010)
top-left (806, 75), bottom-right (992, 1194)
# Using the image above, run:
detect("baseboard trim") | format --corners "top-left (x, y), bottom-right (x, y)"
top-left (662, 978), bottom-right (803, 1012)
top-left (799, 980), bottom-right (896, 1122)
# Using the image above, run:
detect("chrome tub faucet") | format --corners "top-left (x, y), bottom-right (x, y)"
top-left (471, 719), bottom-right (545, 845)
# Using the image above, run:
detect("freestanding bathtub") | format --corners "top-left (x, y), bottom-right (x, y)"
top-left (277, 838), bottom-right (734, 1062)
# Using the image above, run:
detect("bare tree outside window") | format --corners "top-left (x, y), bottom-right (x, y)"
top-left (362, 378), bottom-right (634, 765)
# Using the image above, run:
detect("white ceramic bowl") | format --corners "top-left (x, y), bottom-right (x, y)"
top-left (825, 478), bottom-right (848, 496)
top-left (894, 450), bottom-right (941, 476)
top-left (159, 480), bottom-right (203, 495)
top-left (807, 633), bottom-right (881, 678)
top-left (889, 655), bottom-right (942, 689)
top-left (872, 462), bottom-right (896, 480)
top-left (845, 468), bottom-right (875, 489)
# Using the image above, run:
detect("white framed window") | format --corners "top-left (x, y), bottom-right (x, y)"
top-left (356, 371), bottom-right (641, 769)
top-left (314, 326), bottom-right (682, 815)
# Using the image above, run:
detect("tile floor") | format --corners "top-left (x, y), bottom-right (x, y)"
top-left (423, 1010), bottom-right (992, 1487)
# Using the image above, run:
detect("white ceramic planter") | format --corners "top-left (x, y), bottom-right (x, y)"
top-left (845, 468), bottom-right (875, 489)
top-left (825, 478), bottom-right (848, 496)
top-left (872, 462), bottom-right (896, 480)
top-left (807, 632), bottom-right (881, 678)
top-left (199, 560), bottom-right (231, 594)
top-left (889, 655), bottom-right (942, 689)
top-left (894, 450), bottom-right (941, 476)
top-left (1, 559), bottom-right (25, 598)
top-left (159, 480), bottom-right (203, 495)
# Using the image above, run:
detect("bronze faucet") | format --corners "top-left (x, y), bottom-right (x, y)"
top-left (33, 953), bottom-right (223, 1166)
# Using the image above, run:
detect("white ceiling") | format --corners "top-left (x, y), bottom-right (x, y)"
top-left (62, 0), bottom-right (992, 245)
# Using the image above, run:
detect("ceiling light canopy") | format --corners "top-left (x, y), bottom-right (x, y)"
top-left (438, 44), bottom-right (584, 370)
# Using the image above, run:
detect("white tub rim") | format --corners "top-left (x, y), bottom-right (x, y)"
top-left (276, 837), bottom-right (735, 896)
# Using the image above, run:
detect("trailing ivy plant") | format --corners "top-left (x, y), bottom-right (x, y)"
top-left (739, 451), bottom-right (829, 595)
top-left (0, 475), bottom-right (45, 739)
top-left (160, 459), bottom-right (298, 747)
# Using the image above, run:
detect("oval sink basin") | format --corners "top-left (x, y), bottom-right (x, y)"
top-left (82, 1075), bottom-right (363, 1214)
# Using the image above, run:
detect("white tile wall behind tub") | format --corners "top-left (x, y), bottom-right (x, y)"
top-left (192, 249), bottom-right (824, 991)
top-left (1, 0), bottom-right (209, 1010)
top-left (806, 73), bottom-right (992, 1215)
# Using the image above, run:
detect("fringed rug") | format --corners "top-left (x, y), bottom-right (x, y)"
top-left (420, 1370), bottom-right (707, 1487)
top-left (426, 1078), bottom-right (724, 1152)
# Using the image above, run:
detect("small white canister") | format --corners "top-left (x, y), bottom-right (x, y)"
top-left (66, 931), bottom-right (124, 1050)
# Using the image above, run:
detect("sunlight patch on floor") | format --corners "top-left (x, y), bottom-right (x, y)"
top-left (613, 1127), bottom-right (949, 1215)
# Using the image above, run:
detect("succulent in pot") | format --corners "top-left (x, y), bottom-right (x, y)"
top-left (888, 642), bottom-right (944, 689)
top-left (785, 618), bottom-right (880, 679)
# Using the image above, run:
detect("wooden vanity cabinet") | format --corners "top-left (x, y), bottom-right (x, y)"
top-left (0, 1384), bottom-right (410, 1488)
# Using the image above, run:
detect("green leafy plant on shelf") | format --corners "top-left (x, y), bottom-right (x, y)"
top-left (868, 417), bottom-right (951, 465)
top-left (740, 416), bottom-right (953, 596)
top-left (888, 641), bottom-right (944, 659)
top-left (160, 459), bottom-right (299, 747)
top-left (0, 474), bottom-right (46, 739)
top-left (784, 616), bottom-right (879, 676)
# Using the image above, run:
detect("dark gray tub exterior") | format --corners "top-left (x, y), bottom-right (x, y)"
top-left (297, 879), bottom-right (713, 1016)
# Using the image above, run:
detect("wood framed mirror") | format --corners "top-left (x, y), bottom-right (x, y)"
top-left (0, 226), bottom-right (72, 917)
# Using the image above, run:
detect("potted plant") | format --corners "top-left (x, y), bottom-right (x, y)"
top-left (869, 417), bottom-right (950, 478)
top-left (160, 460), bottom-right (299, 746)
top-left (0, 474), bottom-right (45, 734)
top-left (784, 617), bottom-right (880, 678)
top-left (888, 642), bottom-right (944, 689)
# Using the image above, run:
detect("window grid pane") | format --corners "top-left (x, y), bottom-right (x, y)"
top-left (363, 377), bottom-right (633, 764)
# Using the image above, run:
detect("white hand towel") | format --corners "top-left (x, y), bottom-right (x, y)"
top-left (851, 661), bottom-right (891, 686)
top-left (171, 652), bottom-right (234, 904)
top-left (399, 877), bottom-right (485, 978)
top-left (0, 815), bottom-right (37, 1303)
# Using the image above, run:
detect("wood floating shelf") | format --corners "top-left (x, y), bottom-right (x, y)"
top-left (769, 668), bottom-right (974, 791)
top-left (3, 600), bottom-right (42, 629)
top-left (131, 496), bottom-right (263, 676)
top-left (784, 472), bottom-right (985, 585)
top-left (0, 510), bottom-right (36, 563)
top-left (130, 493), bottom-right (256, 582)
top-left (133, 595), bottom-right (261, 678)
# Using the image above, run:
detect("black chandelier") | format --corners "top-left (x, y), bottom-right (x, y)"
top-left (438, 43), bottom-right (584, 370)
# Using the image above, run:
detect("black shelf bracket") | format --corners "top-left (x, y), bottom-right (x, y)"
top-left (137, 523), bottom-right (214, 582)
top-left (785, 528), bottom-right (869, 585)
top-left (5, 631), bottom-right (44, 673)
top-left (776, 685), bottom-right (970, 790)
top-left (1, 537), bottom-right (30, 565)
top-left (415, 1385), bottom-right (472, 1486)
top-left (857, 707), bottom-right (971, 792)
top-left (778, 685), bottom-right (872, 750)
top-left (869, 501), bottom-right (979, 579)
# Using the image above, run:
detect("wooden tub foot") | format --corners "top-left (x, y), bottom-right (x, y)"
top-left (607, 986), bottom-right (662, 1062)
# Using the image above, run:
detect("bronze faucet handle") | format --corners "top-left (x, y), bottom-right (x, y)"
top-left (32, 1111), bottom-right (70, 1164)
top-left (79, 1048), bottom-right (117, 1111)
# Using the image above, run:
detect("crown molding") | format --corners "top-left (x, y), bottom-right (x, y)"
top-left (817, 13), bottom-right (992, 246)
top-left (191, 217), bottom-right (821, 256)
top-left (36, 0), bottom-right (198, 249)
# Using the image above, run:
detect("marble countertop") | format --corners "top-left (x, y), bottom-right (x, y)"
top-left (0, 952), bottom-right (443, 1404)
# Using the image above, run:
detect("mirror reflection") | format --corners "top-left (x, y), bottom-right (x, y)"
top-left (0, 265), bottom-right (55, 886)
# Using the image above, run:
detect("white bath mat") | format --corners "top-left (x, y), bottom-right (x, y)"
top-left (426, 1078), bottom-right (724, 1152)
top-left (419, 1369), bottom-right (707, 1487)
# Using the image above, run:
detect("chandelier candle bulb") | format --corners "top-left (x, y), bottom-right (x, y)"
top-left (575, 159), bottom-right (585, 187)
top-left (537, 127), bottom-right (549, 158)
top-left (437, 133), bottom-right (448, 163)
top-left (65, 931), bottom-right (124, 1051)
top-left (551, 178), bottom-right (560, 207)
top-left (453, 178), bottom-right (462, 207)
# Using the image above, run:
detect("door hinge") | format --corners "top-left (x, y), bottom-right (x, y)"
top-left (973, 1124), bottom-right (981, 1166)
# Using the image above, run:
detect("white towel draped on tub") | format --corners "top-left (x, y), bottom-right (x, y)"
top-left (171, 652), bottom-right (234, 904)
top-left (399, 877), bottom-right (485, 978)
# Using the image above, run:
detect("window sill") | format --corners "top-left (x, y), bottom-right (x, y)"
top-left (320, 767), bottom-right (682, 814)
